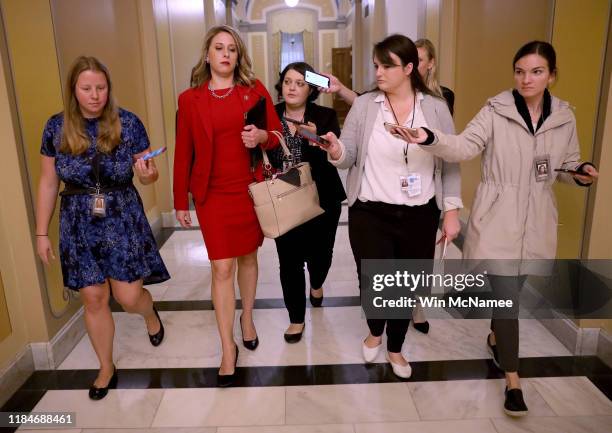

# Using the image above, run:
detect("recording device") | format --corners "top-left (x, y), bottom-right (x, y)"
top-left (283, 116), bottom-right (308, 126)
top-left (297, 127), bottom-right (330, 148)
top-left (554, 168), bottom-right (592, 177)
top-left (304, 70), bottom-right (330, 89)
top-left (383, 122), bottom-right (418, 137)
top-left (142, 147), bottom-right (167, 161)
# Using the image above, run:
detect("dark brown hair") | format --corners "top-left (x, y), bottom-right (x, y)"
top-left (274, 62), bottom-right (320, 103)
top-left (373, 34), bottom-right (435, 97)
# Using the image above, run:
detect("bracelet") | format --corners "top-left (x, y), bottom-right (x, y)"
top-left (36, 234), bottom-right (48, 237)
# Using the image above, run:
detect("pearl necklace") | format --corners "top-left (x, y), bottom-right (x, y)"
top-left (208, 82), bottom-right (235, 99)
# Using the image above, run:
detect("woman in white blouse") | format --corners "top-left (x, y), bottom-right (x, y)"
top-left (317, 34), bottom-right (462, 378)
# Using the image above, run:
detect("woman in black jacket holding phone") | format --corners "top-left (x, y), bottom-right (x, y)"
top-left (269, 62), bottom-right (346, 343)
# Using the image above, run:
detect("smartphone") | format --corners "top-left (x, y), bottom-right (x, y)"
top-left (384, 122), bottom-right (418, 136)
top-left (304, 70), bottom-right (330, 89)
top-left (142, 147), bottom-right (167, 161)
top-left (554, 168), bottom-right (591, 177)
top-left (284, 116), bottom-right (308, 126)
top-left (297, 128), bottom-right (330, 148)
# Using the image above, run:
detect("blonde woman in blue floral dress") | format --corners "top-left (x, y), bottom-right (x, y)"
top-left (35, 56), bottom-right (170, 401)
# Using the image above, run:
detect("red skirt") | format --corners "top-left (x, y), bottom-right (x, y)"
top-left (195, 188), bottom-right (263, 260)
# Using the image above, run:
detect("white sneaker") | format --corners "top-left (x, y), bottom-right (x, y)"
top-left (362, 339), bottom-right (382, 363)
top-left (386, 352), bottom-right (412, 378)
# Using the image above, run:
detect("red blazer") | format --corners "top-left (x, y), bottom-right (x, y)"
top-left (173, 79), bottom-right (282, 210)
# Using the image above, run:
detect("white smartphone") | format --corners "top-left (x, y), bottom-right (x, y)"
top-left (304, 70), bottom-right (330, 89)
top-left (383, 122), bottom-right (418, 138)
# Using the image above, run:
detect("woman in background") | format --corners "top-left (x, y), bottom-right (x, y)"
top-left (415, 38), bottom-right (455, 115)
top-left (270, 62), bottom-right (346, 343)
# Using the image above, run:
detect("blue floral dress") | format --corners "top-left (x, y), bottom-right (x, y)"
top-left (40, 109), bottom-right (170, 290)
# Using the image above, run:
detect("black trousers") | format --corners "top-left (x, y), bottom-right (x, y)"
top-left (489, 274), bottom-right (526, 373)
top-left (274, 202), bottom-right (342, 324)
top-left (349, 198), bottom-right (440, 353)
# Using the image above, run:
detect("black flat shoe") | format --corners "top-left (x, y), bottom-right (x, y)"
top-left (413, 321), bottom-right (430, 334)
top-left (487, 333), bottom-right (501, 369)
top-left (504, 387), bottom-right (528, 417)
top-left (239, 313), bottom-right (259, 350)
top-left (284, 323), bottom-right (305, 344)
top-left (217, 345), bottom-right (239, 388)
top-left (148, 307), bottom-right (165, 347)
top-left (309, 289), bottom-right (323, 307)
top-left (89, 365), bottom-right (118, 400)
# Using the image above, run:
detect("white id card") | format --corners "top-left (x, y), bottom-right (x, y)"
top-left (400, 173), bottom-right (421, 197)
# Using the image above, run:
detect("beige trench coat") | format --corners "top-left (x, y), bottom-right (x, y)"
top-left (422, 90), bottom-right (589, 274)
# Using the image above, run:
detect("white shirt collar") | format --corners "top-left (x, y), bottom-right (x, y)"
top-left (374, 91), bottom-right (424, 103)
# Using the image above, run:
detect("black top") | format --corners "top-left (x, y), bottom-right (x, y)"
top-left (512, 88), bottom-right (552, 134)
top-left (273, 102), bottom-right (347, 209)
top-left (441, 86), bottom-right (455, 116)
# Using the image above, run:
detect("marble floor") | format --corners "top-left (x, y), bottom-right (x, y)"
top-left (4, 222), bottom-right (612, 432)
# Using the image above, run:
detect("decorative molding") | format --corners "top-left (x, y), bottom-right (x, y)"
top-left (0, 345), bottom-right (34, 408)
top-left (239, 18), bottom-right (343, 32)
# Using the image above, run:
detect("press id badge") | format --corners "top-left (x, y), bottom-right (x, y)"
top-left (400, 173), bottom-right (422, 197)
top-left (534, 155), bottom-right (550, 182)
top-left (91, 193), bottom-right (106, 217)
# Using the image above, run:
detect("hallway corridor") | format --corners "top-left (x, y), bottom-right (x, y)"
top-left (4, 215), bottom-right (612, 432)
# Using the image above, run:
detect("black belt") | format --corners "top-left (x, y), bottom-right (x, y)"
top-left (59, 182), bottom-right (133, 196)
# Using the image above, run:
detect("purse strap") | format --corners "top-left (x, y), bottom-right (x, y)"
top-left (261, 130), bottom-right (292, 177)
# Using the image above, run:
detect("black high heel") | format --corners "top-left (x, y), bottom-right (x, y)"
top-left (413, 321), bottom-right (430, 334)
top-left (283, 322), bottom-right (305, 344)
top-left (148, 307), bottom-right (165, 347)
top-left (239, 313), bottom-right (259, 350)
top-left (309, 288), bottom-right (323, 307)
top-left (217, 344), bottom-right (239, 387)
top-left (89, 365), bottom-right (118, 400)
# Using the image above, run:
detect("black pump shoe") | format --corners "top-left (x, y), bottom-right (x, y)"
top-left (309, 288), bottom-right (323, 307)
top-left (148, 307), bottom-right (165, 347)
top-left (413, 321), bottom-right (430, 334)
top-left (239, 313), bottom-right (259, 350)
top-left (217, 345), bottom-right (239, 387)
top-left (89, 365), bottom-right (118, 400)
top-left (284, 323), bottom-right (305, 344)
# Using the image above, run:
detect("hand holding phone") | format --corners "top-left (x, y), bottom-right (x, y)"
top-left (304, 70), bottom-right (331, 89)
top-left (297, 127), bottom-right (330, 148)
top-left (384, 122), bottom-right (418, 137)
top-left (554, 168), bottom-right (592, 177)
top-left (284, 116), bottom-right (308, 126)
top-left (142, 146), bottom-right (167, 161)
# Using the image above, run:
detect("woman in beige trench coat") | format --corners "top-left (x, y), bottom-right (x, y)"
top-left (400, 41), bottom-right (599, 417)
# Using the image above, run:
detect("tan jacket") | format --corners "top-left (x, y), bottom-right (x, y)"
top-left (423, 90), bottom-right (589, 272)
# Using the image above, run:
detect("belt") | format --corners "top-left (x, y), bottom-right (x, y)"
top-left (59, 182), bottom-right (133, 196)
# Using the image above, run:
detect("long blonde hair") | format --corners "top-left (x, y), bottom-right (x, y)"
top-left (60, 56), bottom-right (121, 155)
top-left (191, 25), bottom-right (254, 88)
top-left (415, 39), bottom-right (443, 98)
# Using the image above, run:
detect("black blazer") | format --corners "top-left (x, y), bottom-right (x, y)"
top-left (441, 86), bottom-right (455, 116)
top-left (274, 102), bottom-right (347, 209)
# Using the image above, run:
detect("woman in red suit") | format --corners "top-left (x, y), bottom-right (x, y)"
top-left (173, 25), bottom-right (281, 386)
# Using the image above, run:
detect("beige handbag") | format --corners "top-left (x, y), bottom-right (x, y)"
top-left (248, 130), bottom-right (324, 239)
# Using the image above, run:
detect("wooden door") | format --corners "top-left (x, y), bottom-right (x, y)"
top-left (332, 47), bottom-right (352, 125)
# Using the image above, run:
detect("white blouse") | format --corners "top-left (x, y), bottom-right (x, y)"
top-left (357, 92), bottom-right (436, 206)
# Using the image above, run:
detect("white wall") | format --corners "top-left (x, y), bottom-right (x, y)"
top-left (385, 0), bottom-right (425, 40)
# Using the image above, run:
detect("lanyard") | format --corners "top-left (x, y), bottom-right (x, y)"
top-left (385, 92), bottom-right (416, 165)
